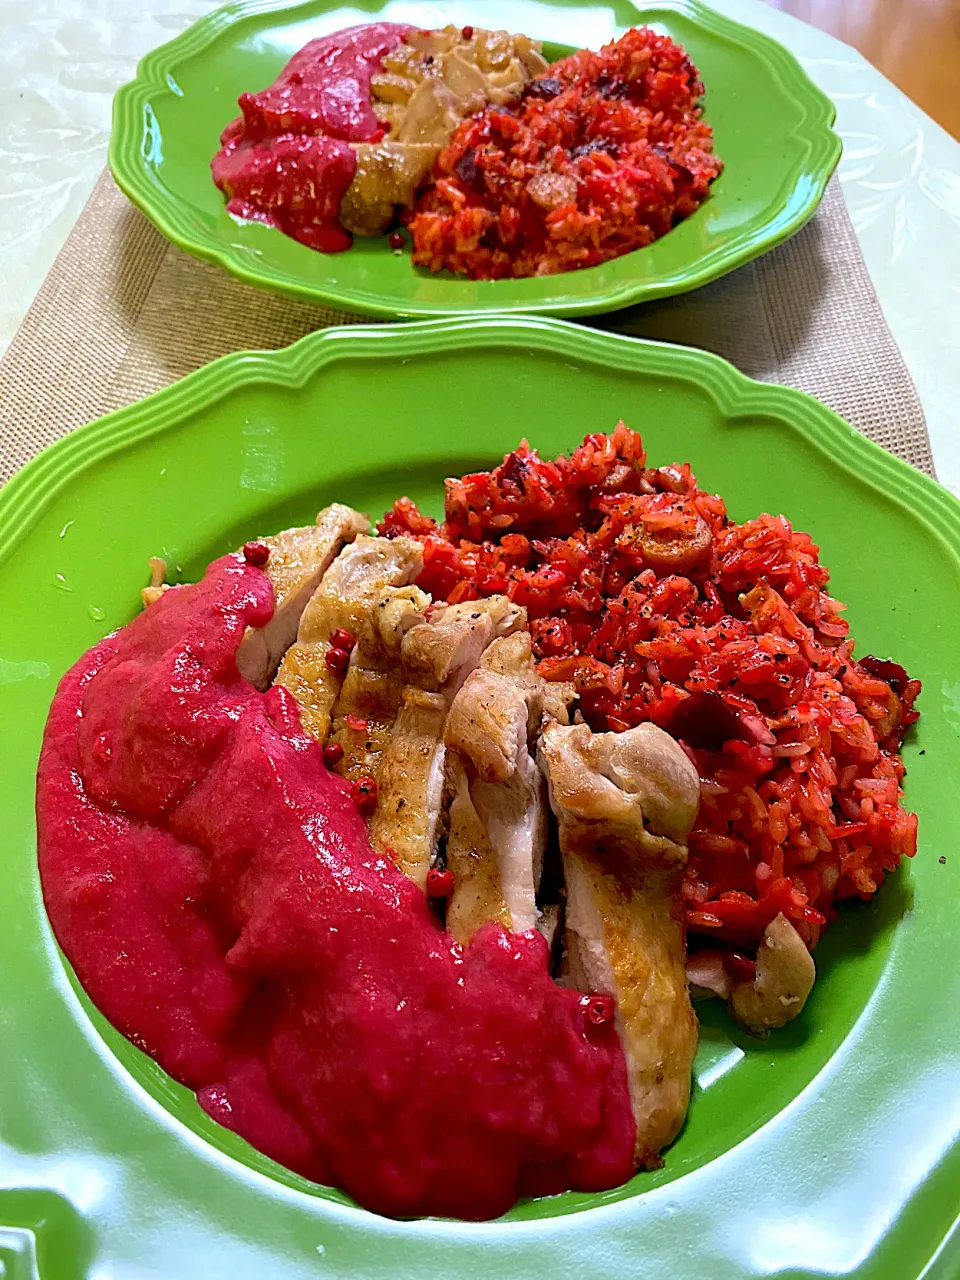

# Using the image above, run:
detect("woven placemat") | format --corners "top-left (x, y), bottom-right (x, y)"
top-left (0, 170), bottom-right (934, 486)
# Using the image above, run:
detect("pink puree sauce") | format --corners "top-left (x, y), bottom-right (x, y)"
top-left (37, 554), bottom-right (635, 1219)
top-left (211, 23), bottom-right (411, 253)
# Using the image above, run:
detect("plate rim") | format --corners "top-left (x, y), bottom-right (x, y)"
top-left (107, 0), bottom-right (842, 319)
top-left (3, 317), bottom-right (956, 563)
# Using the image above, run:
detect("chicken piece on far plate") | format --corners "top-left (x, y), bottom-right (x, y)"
top-left (236, 503), bottom-right (370, 690)
top-left (369, 596), bottom-right (526, 890)
top-left (538, 720), bottom-right (701, 1168)
top-left (273, 535), bottom-right (423, 743)
top-left (327, 585), bottom-right (430, 783)
top-left (442, 632), bottom-right (547, 944)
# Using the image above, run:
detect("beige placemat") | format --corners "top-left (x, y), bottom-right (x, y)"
top-left (0, 170), bottom-right (934, 486)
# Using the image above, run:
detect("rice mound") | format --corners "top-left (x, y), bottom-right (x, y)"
top-left (379, 424), bottom-right (920, 952)
top-left (407, 27), bottom-right (723, 280)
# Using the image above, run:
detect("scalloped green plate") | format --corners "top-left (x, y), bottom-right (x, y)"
top-left (2, 318), bottom-right (957, 1279)
top-left (109, 0), bottom-right (840, 319)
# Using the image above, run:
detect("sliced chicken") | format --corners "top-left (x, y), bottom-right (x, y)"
top-left (542, 679), bottom-right (578, 726)
top-left (327, 585), bottom-right (430, 782)
top-left (401, 596), bottom-right (525, 695)
top-left (368, 596), bottom-right (526, 888)
top-left (339, 141), bottom-right (440, 237)
top-left (443, 633), bottom-right (547, 944)
top-left (274, 534), bottom-right (422, 742)
top-left (339, 27), bottom-right (547, 236)
top-left (538, 720), bottom-right (701, 1167)
top-left (368, 688), bottom-right (448, 888)
top-left (236, 504), bottom-right (369, 689)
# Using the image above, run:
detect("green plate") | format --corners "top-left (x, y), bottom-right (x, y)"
top-left (108, 0), bottom-right (840, 319)
top-left (2, 318), bottom-right (957, 1279)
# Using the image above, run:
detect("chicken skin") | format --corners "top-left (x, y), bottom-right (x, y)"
top-left (236, 503), bottom-right (369, 689)
top-left (369, 597), bottom-right (526, 888)
top-left (327, 585), bottom-right (430, 783)
top-left (274, 535), bottom-right (422, 742)
top-left (538, 720), bottom-right (701, 1167)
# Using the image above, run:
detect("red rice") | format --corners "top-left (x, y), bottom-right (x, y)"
top-left (380, 425), bottom-right (920, 953)
top-left (408, 27), bottom-right (722, 279)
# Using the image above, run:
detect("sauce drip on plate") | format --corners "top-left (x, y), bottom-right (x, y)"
top-left (37, 554), bottom-right (635, 1219)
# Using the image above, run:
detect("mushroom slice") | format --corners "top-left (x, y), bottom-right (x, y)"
top-left (539, 720), bottom-right (700, 1167)
top-left (729, 914), bottom-right (816, 1034)
top-left (236, 503), bottom-right (369, 690)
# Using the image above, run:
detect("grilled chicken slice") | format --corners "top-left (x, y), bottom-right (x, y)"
top-left (443, 633), bottom-right (547, 944)
top-left (538, 720), bottom-right (701, 1167)
top-left (369, 596), bottom-right (527, 888)
top-left (327, 585), bottom-right (430, 782)
top-left (236, 504), bottom-right (369, 689)
top-left (274, 535), bottom-right (422, 742)
top-left (401, 596), bottom-right (525, 695)
top-left (368, 687), bottom-right (448, 888)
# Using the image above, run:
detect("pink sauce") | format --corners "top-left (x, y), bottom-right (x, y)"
top-left (211, 23), bottom-right (411, 253)
top-left (36, 555), bottom-right (636, 1219)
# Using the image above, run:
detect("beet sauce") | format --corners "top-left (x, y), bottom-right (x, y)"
top-left (211, 23), bottom-right (410, 253)
top-left (36, 554), bottom-right (635, 1219)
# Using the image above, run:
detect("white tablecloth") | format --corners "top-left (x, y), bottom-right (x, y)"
top-left (2, 0), bottom-right (958, 488)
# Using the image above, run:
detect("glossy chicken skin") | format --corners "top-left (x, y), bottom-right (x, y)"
top-left (236, 504), bottom-right (369, 689)
top-left (327, 585), bottom-right (430, 782)
top-left (369, 597), bottom-right (526, 888)
top-left (539, 720), bottom-right (701, 1166)
top-left (401, 596), bottom-right (525, 695)
top-left (443, 632), bottom-right (547, 944)
top-left (274, 535), bottom-right (422, 742)
top-left (369, 688), bottom-right (448, 887)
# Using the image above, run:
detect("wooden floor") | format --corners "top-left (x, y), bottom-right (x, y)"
top-left (763, 0), bottom-right (960, 139)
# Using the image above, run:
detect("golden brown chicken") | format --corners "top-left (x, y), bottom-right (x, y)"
top-left (327, 585), bottom-right (430, 783)
top-left (340, 26), bottom-right (548, 236)
top-left (368, 687), bottom-right (449, 888)
top-left (443, 633), bottom-right (547, 944)
top-left (368, 596), bottom-right (526, 888)
top-left (273, 534), bottom-right (422, 742)
top-left (236, 503), bottom-right (369, 690)
top-left (538, 720), bottom-right (701, 1167)
top-left (401, 596), bottom-right (525, 695)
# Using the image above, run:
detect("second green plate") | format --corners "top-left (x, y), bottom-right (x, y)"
top-left (109, 0), bottom-right (840, 318)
